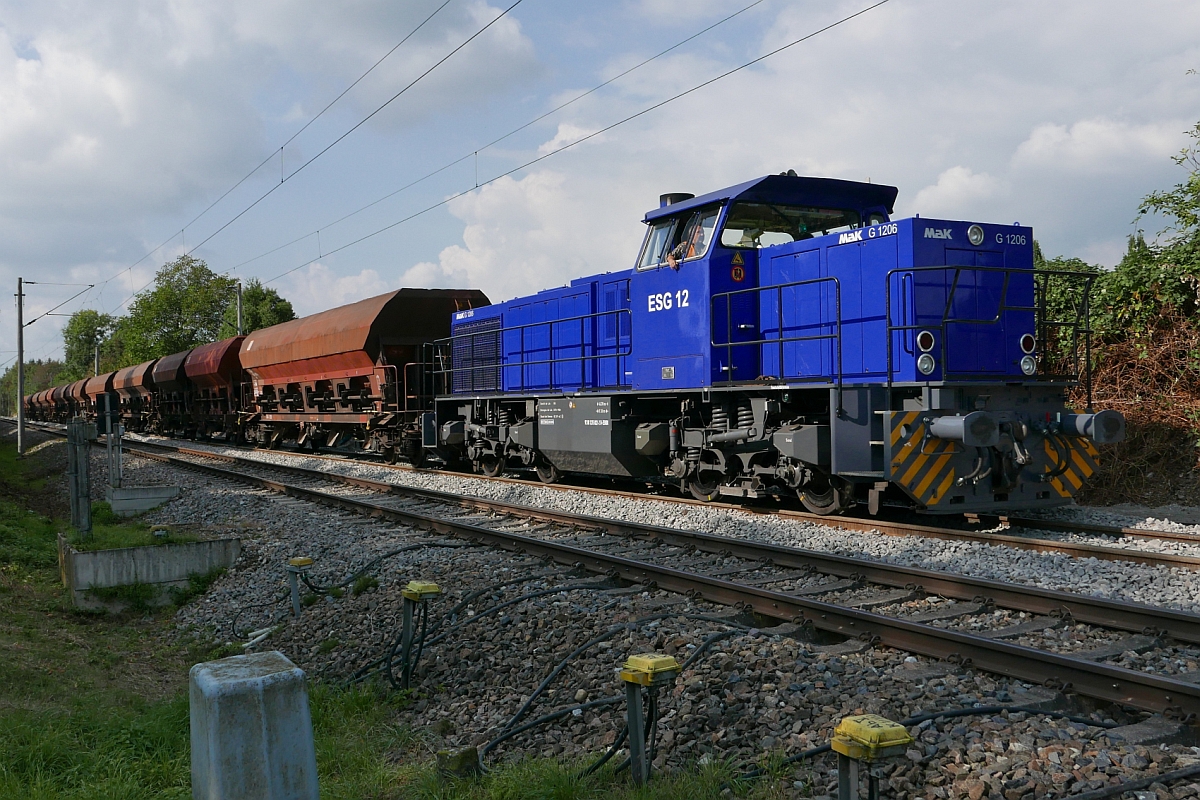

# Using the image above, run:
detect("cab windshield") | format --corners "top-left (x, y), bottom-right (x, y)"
top-left (720, 202), bottom-right (861, 248)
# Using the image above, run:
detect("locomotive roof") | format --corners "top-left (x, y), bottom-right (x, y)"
top-left (642, 174), bottom-right (898, 223)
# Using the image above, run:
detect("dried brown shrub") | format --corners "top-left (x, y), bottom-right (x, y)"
top-left (1068, 311), bottom-right (1200, 506)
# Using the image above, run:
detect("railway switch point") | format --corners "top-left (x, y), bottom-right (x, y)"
top-left (831, 714), bottom-right (914, 800)
top-left (620, 653), bottom-right (680, 786)
top-left (286, 557), bottom-right (313, 617)
top-left (400, 580), bottom-right (442, 690)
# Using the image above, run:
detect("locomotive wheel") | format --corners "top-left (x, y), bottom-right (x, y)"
top-left (478, 456), bottom-right (503, 478)
top-left (383, 446), bottom-right (399, 465)
top-left (798, 478), bottom-right (853, 515)
top-left (535, 462), bottom-right (561, 484)
top-left (688, 473), bottom-right (722, 502)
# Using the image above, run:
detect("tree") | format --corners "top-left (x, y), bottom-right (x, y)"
top-left (0, 359), bottom-right (65, 416)
top-left (219, 278), bottom-right (296, 338)
top-left (60, 309), bottom-right (116, 381)
top-left (121, 255), bottom-right (237, 363)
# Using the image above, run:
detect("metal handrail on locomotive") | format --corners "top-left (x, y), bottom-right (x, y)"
top-left (24, 172), bottom-right (1124, 515)
top-left (426, 172), bottom-right (1123, 515)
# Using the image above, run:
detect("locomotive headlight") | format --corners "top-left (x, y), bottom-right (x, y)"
top-left (967, 225), bottom-right (985, 246)
top-left (916, 353), bottom-right (936, 376)
top-left (916, 330), bottom-right (935, 352)
top-left (1019, 355), bottom-right (1037, 376)
top-left (1019, 333), bottom-right (1036, 354)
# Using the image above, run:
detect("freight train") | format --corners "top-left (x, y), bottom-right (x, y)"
top-left (26, 172), bottom-right (1124, 515)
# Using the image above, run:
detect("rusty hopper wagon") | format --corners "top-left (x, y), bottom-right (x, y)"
top-left (239, 288), bottom-right (488, 460)
top-left (151, 350), bottom-right (193, 436)
top-left (112, 359), bottom-right (158, 431)
top-left (184, 336), bottom-right (245, 440)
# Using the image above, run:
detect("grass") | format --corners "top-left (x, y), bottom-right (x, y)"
top-left (0, 426), bottom-right (806, 799)
top-left (69, 509), bottom-right (197, 552)
top-left (383, 757), bottom-right (806, 799)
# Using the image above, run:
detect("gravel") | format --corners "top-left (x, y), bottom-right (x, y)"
top-left (63, 437), bottom-right (1200, 798)
top-left (125, 435), bottom-right (1200, 615)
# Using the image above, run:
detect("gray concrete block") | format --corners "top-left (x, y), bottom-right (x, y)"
top-left (59, 536), bottom-right (240, 609)
top-left (1005, 684), bottom-right (1067, 711)
top-left (1101, 715), bottom-right (1191, 746)
top-left (106, 484), bottom-right (180, 516)
top-left (190, 652), bottom-right (318, 800)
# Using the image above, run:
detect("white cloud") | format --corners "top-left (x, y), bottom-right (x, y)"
top-left (537, 123), bottom-right (601, 155)
top-left (401, 170), bottom-right (640, 303)
top-left (911, 167), bottom-right (1004, 218)
top-left (281, 262), bottom-right (390, 317)
top-left (1012, 119), bottom-right (1184, 173)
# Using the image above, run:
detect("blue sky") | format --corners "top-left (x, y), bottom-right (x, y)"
top-left (2, 0), bottom-right (1199, 367)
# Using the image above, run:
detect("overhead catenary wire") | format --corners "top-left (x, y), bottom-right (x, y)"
top-left (168, 0), bottom-right (527, 266)
top-left (87, 0), bottom-right (459, 310)
top-left (225, 0), bottom-right (769, 276)
top-left (261, 0), bottom-right (892, 287)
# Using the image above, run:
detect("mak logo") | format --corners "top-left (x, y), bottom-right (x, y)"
top-left (837, 230), bottom-right (863, 244)
top-left (924, 228), bottom-right (953, 240)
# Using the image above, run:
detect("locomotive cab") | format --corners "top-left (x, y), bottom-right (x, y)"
top-left (629, 173), bottom-right (896, 389)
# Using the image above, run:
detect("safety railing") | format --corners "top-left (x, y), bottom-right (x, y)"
top-left (710, 276), bottom-right (843, 405)
top-left (432, 308), bottom-right (633, 395)
top-left (884, 265), bottom-right (1095, 406)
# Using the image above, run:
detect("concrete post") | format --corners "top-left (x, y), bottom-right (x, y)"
top-left (190, 651), bottom-right (319, 800)
top-left (15, 277), bottom-right (24, 456)
top-left (67, 418), bottom-right (91, 537)
top-left (237, 282), bottom-right (243, 336)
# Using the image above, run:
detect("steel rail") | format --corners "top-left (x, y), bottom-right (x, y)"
top-left (15, 420), bottom-right (1200, 562)
top-left (122, 439), bottom-right (1200, 645)
top-left (120, 441), bottom-right (1200, 718)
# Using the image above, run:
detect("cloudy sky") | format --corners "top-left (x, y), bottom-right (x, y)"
top-left (2, 0), bottom-right (1198, 367)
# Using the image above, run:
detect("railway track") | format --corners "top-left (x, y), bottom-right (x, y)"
top-left (21, 418), bottom-right (1200, 564)
top-left (101, 434), bottom-right (1200, 720)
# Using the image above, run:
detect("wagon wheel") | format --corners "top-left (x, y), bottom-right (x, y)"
top-left (798, 476), bottom-right (853, 516)
top-left (409, 446), bottom-right (427, 469)
top-left (384, 446), bottom-right (399, 465)
top-left (535, 461), bottom-right (561, 484)
top-left (688, 471), bottom-right (722, 502)
top-left (478, 456), bottom-right (503, 478)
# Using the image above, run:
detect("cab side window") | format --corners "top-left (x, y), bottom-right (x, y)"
top-left (637, 220), bottom-right (677, 269)
top-left (667, 208), bottom-right (720, 268)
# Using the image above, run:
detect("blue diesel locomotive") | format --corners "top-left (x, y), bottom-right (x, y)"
top-left (429, 172), bottom-right (1125, 515)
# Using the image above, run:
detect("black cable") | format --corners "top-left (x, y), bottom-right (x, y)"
top-left (428, 569), bottom-right (575, 636)
top-left (730, 704), bottom-right (1120, 785)
top-left (581, 724), bottom-right (628, 777)
top-left (646, 688), bottom-right (659, 765)
top-left (380, 581), bottom-right (608, 688)
top-left (230, 589), bottom-right (290, 639)
top-left (298, 543), bottom-right (426, 594)
top-left (679, 629), bottom-right (739, 671)
top-left (1070, 762), bottom-right (1200, 800)
top-left (411, 600), bottom-right (430, 672)
top-left (348, 569), bottom-right (571, 683)
top-left (480, 696), bottom-right (625, 759)
top-left (496, 613), bottom-right (750, 737)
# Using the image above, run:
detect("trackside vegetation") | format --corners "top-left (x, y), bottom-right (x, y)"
top-left (0, 430), bottom-right (799, 798)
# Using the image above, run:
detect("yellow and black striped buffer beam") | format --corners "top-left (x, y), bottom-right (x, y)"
top-left (1041, 436), bottom-right (1099, 499)
top-left (888, 410), bottom-right (958, 507)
